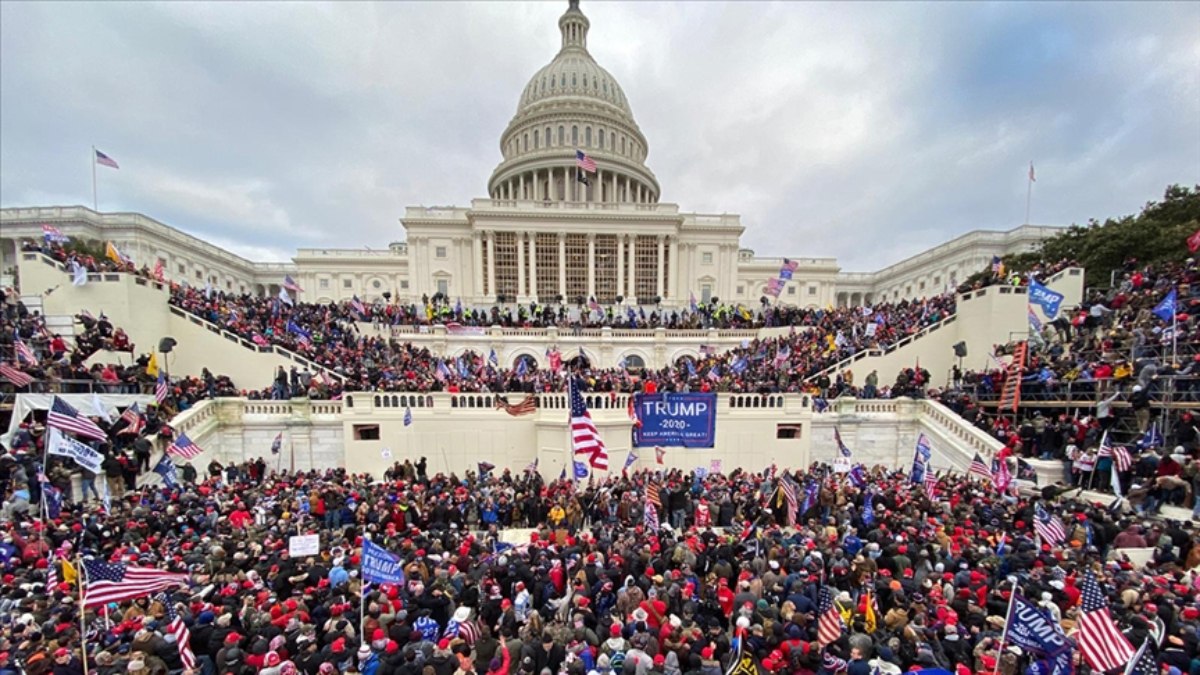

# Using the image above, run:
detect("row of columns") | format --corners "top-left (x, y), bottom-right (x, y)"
top-left (490, 167), bottom-right (656, 204)
top-left (473, 231), bottom-right (674, 301)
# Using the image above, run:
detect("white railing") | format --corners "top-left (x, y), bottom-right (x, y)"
top-left (807, 314), bottom-right (958, 381)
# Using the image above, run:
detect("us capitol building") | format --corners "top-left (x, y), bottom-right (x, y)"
top-left (0, 1), bottom-right (1060, 309)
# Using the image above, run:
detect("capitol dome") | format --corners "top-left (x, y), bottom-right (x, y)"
top-left (488, 0), bottom-right (660, 205)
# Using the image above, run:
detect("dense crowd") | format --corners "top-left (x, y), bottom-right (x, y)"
top-left (1, 455), bottom-right (1198, 675)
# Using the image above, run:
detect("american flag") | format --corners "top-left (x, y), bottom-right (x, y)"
top-left (0, 362), bottom-right (34, 387)
top-left (1033, 504), bottom-right (1066, 547)
top-left (923, 466), bottom-right (938, 500)
top-left (156, 372), bottom-right (169, 404)
top-left (1125, 637), bottom-right (1158, 675)
top-left (48, 395), bottom-right (107, 441)
top-left (569, 378), bottom-right (607, 469)
top-left (283, 275), bottom-right (303, 293)
top-left (992, 457), bottom-right (1012, 493)
top-left (1098, 432), bottom-right (1132, 472)
top-left (575, 150), bottom-right (596, 173)
top-left (646, 481), bottom-right (662, 508)
top-left (780, 476), bottom-right (798, 525)
top-left (1079, 571), bottom-right (1135, 672)
top-left (817, 586), bottom-right (843, 646)
top-left (81, 558), bottom-right (188, 608)
top-left (351, 295), bottom-right (367, 317)
top-left (14, 339), bottom-right (37, 364)
top-left (42, 223), bottom-right (70, 243)
top-left (271, 432), bottom-right (283, 454)
top-left (524, 458), bottom-right (539, 474)
top-left (969, 453), bottom-right (993, 480)
top-left (117, 403), bottom-right (145, 436)
top-left (166, 432), bottom-right (203, 460)
top-left (156, 593), bottom-right (196, 671)
top-left (94, 149), bottom-right (119, 169)
top-left (495, 394), bottom-right (537, 416)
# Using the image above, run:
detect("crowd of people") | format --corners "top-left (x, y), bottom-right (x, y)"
top-left (1, 455), bottom-right (1198, 675)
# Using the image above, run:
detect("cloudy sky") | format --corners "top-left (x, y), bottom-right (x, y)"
top-left (2, 1), bottom-right (1197, 271)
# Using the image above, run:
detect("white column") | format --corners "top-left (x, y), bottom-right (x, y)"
top-left (668, 235), bottom-right (679, 300)
top-left (472, 231), bottom-right (483, 297)
top-left (627, 236), bottom-right (637, 300)
top-left (486, 232), bottom-right (496, 299)
top-left (656, 235), bottom-right (665, 300)
top-left (586, 233), bottom-right (596, 299)
top-left (557, 232), bottom-right (567, 299)
top-left (529, 233), bottom-right (538, 301)
top-left (516, 232), bottom-right (526, 300)
top-left (611, 171), bottom-right (617, 204)
top-left (616, 235), bottom-right (624, 300)
top-left (519, 174), bottom-right (525, 201)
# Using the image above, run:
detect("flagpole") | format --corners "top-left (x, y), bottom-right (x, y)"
top-left (1024, 163), bottom-right (1033, 225)
top-left (91, 146), bottom-right (97, 211)
top-left (79, 555), bottom-right (91, 675)
top-left (992, 575), bottom-right (1019, 675)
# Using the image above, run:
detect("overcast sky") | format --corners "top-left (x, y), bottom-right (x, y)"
top-left (2, 1), bottom-right (1198, 271)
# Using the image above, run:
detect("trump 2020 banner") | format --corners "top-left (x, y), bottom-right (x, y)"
top-left (633, 393), bottom-right (717, 448)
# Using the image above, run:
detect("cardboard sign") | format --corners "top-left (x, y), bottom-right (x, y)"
top-left (289, 534), bottom-right (320, 557)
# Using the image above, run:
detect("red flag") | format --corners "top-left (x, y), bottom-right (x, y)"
top-left (1188, 228), bottom-right (1200, 253)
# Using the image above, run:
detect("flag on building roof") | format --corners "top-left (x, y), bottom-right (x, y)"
top-left (283, 275), bottom-right (303, 293)
top-left (165, 433), bottom-right (203, 460)
top-left (1034, 504), bottom-right (1066, 547)
top-left (1079, 571), bottom-right (1135, 672)
top-left (969, 453), bottom-right (993, 481)
top-left (817, 586), bottom-right (844, 646)
top-left (94, 149), bottom-right (120, 169)
top-left (0, 362), bottom-right (34, 388)
top-left (156, 372), bottom-right (169, 404)
top-left (570, 378), bottom-right (607, 470)
top-left (575, 150), bottom-right (597, 173)
top-left (48, 395), bottom-right (107, 441)
top-left (82, 559), bottom-right (188, 608)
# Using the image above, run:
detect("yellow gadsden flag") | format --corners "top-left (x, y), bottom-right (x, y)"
top-left (863, 590), bottom-right (878, 633)
top-left (146, 353), bottom-right (159, 378)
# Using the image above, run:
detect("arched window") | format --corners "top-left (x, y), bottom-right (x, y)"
top-left (620, 136), bottom-right (625, 154)
top-left (622, 354), bottom-right (645, 370)
top-left (545, 127), bottom-right (552, 146)
top-left (571, 73), bottom-right (577, 86)
top-left (598, 129), bottom-right (605, 148)
top-left (585, 127), bottom-right (592, 146)
top-left (523, 133), bottom-right (529, 151)
top-left (534, 130), bottom-right (539, 149)
top-left (558, 126), bottom-right (564, 145)
top-left (572, 126), bottom-right (578, 145)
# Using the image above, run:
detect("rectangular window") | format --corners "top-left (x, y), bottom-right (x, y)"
top-left (177, 264), bottom-right (186, 274)
top-left (353, 424), bottom-right (380, 441)
top-left (195, 270), bottom-right (203, 280)
top-left (343, 278), bottom-right (353, 289)
top-left (564, 234), bottom-right (588, 300)
top-left (436, 279), bottom-right (449, 296)
top-left (493, 231), bottom-right (519, 298)
top-left (808, 286), bottom-right (817, 296)
top-left (594, 234), bottom-right (617, 302)
top-left (787, 286), bottom-right (796, 295)
top-left (319, 279), bottom-right (330, 290)
top-left (536, 233), bottom-right (559, 300)
top-left (776, 424), bottom-right (803, 439)
top-left (736, 286), bottom-right (744, 295)
top-left (435, 246), bottom-right (447, 259)
top-left (701, 284), bottom-right (712, 303)
top-left (400, 280), bottom-right (409, 290)
top-left (702, 252), bottom-right (713, 265)
top-left (634, 235), bottom-right (657, 301)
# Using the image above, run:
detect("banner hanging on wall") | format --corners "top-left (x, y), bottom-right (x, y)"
top-left (633, 393), bottom-right (717, 448)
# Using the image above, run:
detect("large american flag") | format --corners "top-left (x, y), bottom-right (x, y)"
top-left (0, 362), bottom-right (34, 387)
top-left (42, 224), bottom-right (70, 243)
top-left (646, 481), bottom-right (662, 508)
top-left (575, 150), bottom-right (597, 173)
top-left (923, 465), bottom-right (938, 500)
top-left (156, 593), bottom-right (196, 671)
top-left (495, 394), bottom-right (537, 416)
top-left (969, 453), bottom-right (993, 480)
top-left (817, 586), bottom-right (843, 646)
top-left (81, 558), bottom-right (188, 608)
top-left (1079, 571), bottom-right (1135, 672)
top-left (166, 432), bottom-right (203, 460)
top-left (1098, 432), bottom-right (1133, 473)
top-left (94, 149), bottom-right (119, 169)
top-left (644, 500), bottom-right (659, 532)
top-left (48, 396), bottom-right (107, 441)
top-left (569, 379), bottom-right (607, 469)
top-left (1033, 504), bottom-right (1066, 547)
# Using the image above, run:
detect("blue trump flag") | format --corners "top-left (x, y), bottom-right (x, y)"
top-left (1004, 592), bottom-right (1075, 675)
top-left (861, 491), bottom-right (874, 526)
top-left (1153, 288), bottom-right (1177, 323)
top-left (362, 539), bottom-right (406, 585)
top-left (1028, 281), bottom-right (1065, 319)
top-left (153, 455), bottom-right (178, 488)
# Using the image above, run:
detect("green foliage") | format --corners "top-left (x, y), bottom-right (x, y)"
top-left (62, 237), bottom-right (108, 261)
top-left (1006, 184), bottom-right (1200, 288)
